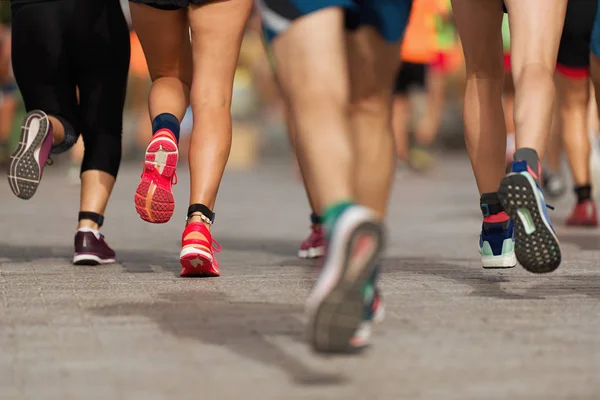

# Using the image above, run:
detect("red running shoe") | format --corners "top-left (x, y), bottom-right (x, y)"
top-left (180, 222), bottom-right (221, 277)
top-left (134, 130), bottom-right (178, 223)
top-left (298, 224), bottom-right (325, 259)
top-left (566, 200), bottom-right (598, 227)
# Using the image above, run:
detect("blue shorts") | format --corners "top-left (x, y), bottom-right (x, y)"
top-left (258, 0), bottom-right (413, 44)
top-left (592, 0), bottom-right (600, 57)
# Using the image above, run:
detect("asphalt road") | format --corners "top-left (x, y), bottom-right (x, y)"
top-left (0, 156), bottom-right (598, 399)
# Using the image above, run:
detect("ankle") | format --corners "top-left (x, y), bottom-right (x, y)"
top-left (575, 185), bottom-right (592, 204)
top-left (78, 211), bottom-right (103, 231)
top-left (480, 192), bottom-right (508, 223)
top-left (186, 203), bottom-right (215, 230)
top-left (186, 214), bottom-right (211, 230)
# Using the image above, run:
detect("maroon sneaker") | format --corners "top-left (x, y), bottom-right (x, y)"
top-left (8, 110), bottom-right (54, 199)
top-left (298, 224), bottom-right (325, 259)
top-left (73, 229), bottom-right (116, 265)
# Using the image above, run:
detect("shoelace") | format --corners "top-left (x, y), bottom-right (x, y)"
top-left (139, 161), bottom-right (178, 185)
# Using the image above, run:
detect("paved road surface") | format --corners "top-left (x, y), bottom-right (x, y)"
top-left (0, 157), bottom-right (599, 399)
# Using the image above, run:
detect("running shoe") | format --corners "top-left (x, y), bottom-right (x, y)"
top-left (7, 110), bottom-right (53, 200)
top-left (566, 200), bottom-right (598, 227)
top-left (409, 146), bottom-right (435, 173)
top-left (498, 161), bottom-right (561, 273)
top-left (73, 229), bottom-right (116, 266)
top-left (543, 169), bottom-right (567, 199)
top-left (298, 224), bottom-right (325, 259)
top-left (352, 265), bottom-right (385, 346)
top-left (306, 204), bottom-right (384, 354)
top-left (479, 218), bottom-right (516, 269)
top-left (180, 222), bottom-right (221, 277)
top-left (134, 130), bottom-right (178, 223)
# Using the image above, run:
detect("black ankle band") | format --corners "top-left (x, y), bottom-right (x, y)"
top-left (310, 213), bottom-right (322, 225)
top-left (575, 185), bottom-right (592, 203)
top-left (78, 212), bottom-right (104, 227)
top-left (480, 192), bottom-right (504, 216)
top-left (187, 204), bottom-right (215, 224)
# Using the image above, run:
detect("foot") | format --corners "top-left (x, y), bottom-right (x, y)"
top-left (543, 170), bottom-right (567, 199)
top-left (306, 204), bottom-right (384, 354)
top-left (352, 266), bottom-right (385, 346)
top-left (134, 130), bottom-right (178, 223)
top-left (498, 161), bottom-right (561, 273)
top-left (298, 224), bottom-right (325, 259)
top-left (7, 110), bottom-right (53, 199)
top-left (73, 229), bottom-right (116, 265)
top-left (180, 222), bottom-right (221, 277)
top-left (409, 146), bottom-right (435, 173)
top-left (566, 200), bottom-right (598, 227)
top-left (479, 217), bottom-right (516, 269)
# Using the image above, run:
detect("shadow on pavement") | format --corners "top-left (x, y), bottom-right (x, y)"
top-left (90, 292), bottom-right (347, 386)
top-left (383, 257), bottom-right (600, 301)
top-left (383, 257), bottom-right (544, 300)
top-left (558, 232), bottom-right (600, 251)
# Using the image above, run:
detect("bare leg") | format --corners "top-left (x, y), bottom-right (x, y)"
top-left (347, 27), bottom-right (401, 218)
top-left (451, 0), bottom-right (506, 194)
top-left (271, 9), bottom-right (353, 210)
top-left (556, 73), bottom-right (590, 186)
top-left (392, 94), bottom-right (410, 161)
top-left (187, 0), bottom-right (253, 213)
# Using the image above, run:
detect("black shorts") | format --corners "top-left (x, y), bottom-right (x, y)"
top-left (394, 62), bottom-right (426, 94)
top-left (557, 0), bottom-right (597, 76)
top-left (129, 0), bottom-right (212, 10)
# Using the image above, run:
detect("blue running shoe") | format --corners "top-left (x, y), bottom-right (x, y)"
top-left (479, 218), bottom-right (516, 269)
top-left (498, 160), bottom-right (562, 273)
top-left (306, 205), bottom-right (384, 354)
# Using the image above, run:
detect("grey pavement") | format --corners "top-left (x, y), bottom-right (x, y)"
top-left (0, 156), bottom-right (599, 400)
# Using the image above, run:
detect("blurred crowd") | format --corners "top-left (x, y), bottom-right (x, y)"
top-left (1, 0), bottom-right (597, 188)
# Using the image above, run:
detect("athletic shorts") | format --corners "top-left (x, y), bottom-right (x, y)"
top-left (129, 0), bottom-right (211, 10)
top-left (394, 62), bottom-right (426, 95)
top-left (557, 0), bottom-right (596, 78)
top-left (591, 0), bottom-right (600, 58)
top-left (258, 0), bottom-right (413, 44)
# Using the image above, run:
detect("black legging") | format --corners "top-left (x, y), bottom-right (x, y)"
top-left (11, 0), bottom-right (130, 177)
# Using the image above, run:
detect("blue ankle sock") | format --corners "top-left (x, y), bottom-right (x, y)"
top-left (152, 113), bottom-right (180, 143)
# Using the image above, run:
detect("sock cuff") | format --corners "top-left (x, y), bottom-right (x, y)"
top-left (152, 113), bottom-right (180, 140)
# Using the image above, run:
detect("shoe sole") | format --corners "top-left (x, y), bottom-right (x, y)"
top-left (7, 111), bottom-right (49, 200)
top-left (298, 246), bottom-right (324, 259)
top-left (498, 173), bottom-right (561, 274)
top-left (180, 247), bottom-right (219, 277)
top-left (481, 254), bottom-right (517, 269)
top-left (134, 136), bottom-right (178, 224)
top-left (306, 209), bottom-right (384, 354)
top-left (73, 254), bottom-right (116, 266)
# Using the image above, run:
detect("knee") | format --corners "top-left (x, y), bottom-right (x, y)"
top-left (151, 69), bottom-right (192, 90)
top-left (513, 62), bottom-right (555, 88)
top-left (81, 132), bottom-right (122, 177)
top-left (286, 80), bottom-right (349, 119)
top-left (349, 90), bottom-right (392, 120)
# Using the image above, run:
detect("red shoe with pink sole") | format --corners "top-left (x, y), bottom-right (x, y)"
top-left (134, 130), bottom-right (178, 223)
top-left (180, 222), bottom-right (221, 277)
